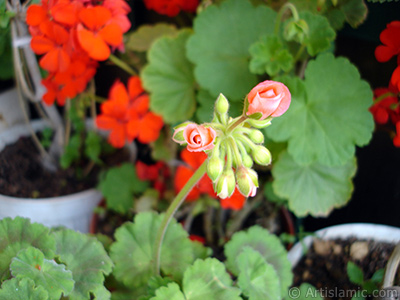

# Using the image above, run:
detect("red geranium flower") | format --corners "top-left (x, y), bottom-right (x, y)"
top-left (143, 0), bottom-right (199, 17)
top-left (96, 76), bottom-right (164, 148)
top-left (77, 6), bottom-right (123, 61)
top-left (375, 21), bottom-right (400, 63)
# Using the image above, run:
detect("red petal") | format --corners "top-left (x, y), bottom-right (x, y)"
top-left (77, 25), bottom-right (110, 61)
top-left (220, 189), bottom-right (246, 210)
top-left (79, 6), bottom-right (111, 31)
top-left (99, 23), bottom-right (123, 46)
top-left (26, 5), bottom-right (47, 26)
top-left (39, 48), bottom-right (71, 72)
top-left (127, 76), bottom-right (144, 99)
top-left (30, 36), bottom-right (54, 54)
top-left (96, 115), bottom-right (118, 130)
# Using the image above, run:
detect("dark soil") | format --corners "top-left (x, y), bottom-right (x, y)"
top-left (292, 238), bottom-right (396, 300)
top-left (0, 135), bottom-right (130, 198)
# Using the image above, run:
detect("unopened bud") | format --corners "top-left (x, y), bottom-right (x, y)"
top-left (207, 155), bottom-right (224, 182)
top-left (252, 146), bottom-right (272, 166)
top-left (215, 168), bottom-right (236, 199)
top-left (236, 166), bottom-right (258, 197)
top-left (215, 93), bottom-right (229, 115)
top-left (242, 154), bottom-right (253, 168)
top-left (248, 129), bottom-right (264, 144)
top-left (284, 19), bottom-right (309, 44)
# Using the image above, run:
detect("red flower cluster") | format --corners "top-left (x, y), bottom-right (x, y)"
top-left (375, 21), bottom-right (400, 92)
top-left (136, 160), bottom-right (170, 197)
top-left (26, 0), bottom-right (131, 106)
top-left (143, 0), bottom-right (199, 17)
top-left (96, 76), bottom-right (164, 148)
top-left (371, 21), bottom-right (400, 147)
top-left (174, 149), bottom-right (246, 210)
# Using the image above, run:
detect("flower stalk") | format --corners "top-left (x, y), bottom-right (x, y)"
top-left (153, 160), bottom-right (207, 276)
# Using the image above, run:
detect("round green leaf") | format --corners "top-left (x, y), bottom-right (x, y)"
top-left (10, 247), bottom-right (74, 300)
top-left (110, 212), bottom-right (194, 288)
top-left (53, 229), bottom-right (113, 300)
top-left (266, 53), bottom-right (374, 166)
top-left (141, 29), bottom-right (196, 124)
top-left (0, 217), bottom-right (55, 281)
top-left (224, 226), bottom-right (292, 296)
top-left (237, 247), bottom-right (281, 300)
top-left (150, 283), bottom-right (185, 300)
top-left (182, 258), bottom-right (242, 300)
top-left (272, 151), bottom-right (357, 217)
top-left (300, 12), bottom-right (336, 56)
top-left (126, 23), bottom-right (178, 52)
top-left (0, 278), bottom-right (48, 300)
top-left (249, 35), bottom-right (294, 76)
top-left (186, 0), bottom-right (276, 99)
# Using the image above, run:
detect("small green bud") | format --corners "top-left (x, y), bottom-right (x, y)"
top-left (284, 19), bottom-right (309, 44)
top-left (207, 155), bottom-right (224, 182)
top-left (215, 168), bottom-right (236, 199)
top-left (252, 146), bottom-right (272, 166)
top-left (215, 93), bottom-right (230, 115)
top-left (248, 129), bottom-right (264, 144)
top-left (243, 154), bottom-right (253, 168)
top-left (236, 166), bottom-right (258, 197)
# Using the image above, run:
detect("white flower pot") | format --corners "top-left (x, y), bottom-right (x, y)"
top-left (0, 87), bottom-right (27, 132)
top-left (288, 223), bottom-right (400, 267)
top-left (0, 119), bottom-right (102, 233)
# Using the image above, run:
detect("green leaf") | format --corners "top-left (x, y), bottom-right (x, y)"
top-left (340, 0), bottom-right (368, 28)
top-left (0, 278), bottom-right (48, 300)
top-left (10, 247), bottom-right (74, 300)
top-left (0, 217), bottom-right (56, 281)
top-left (237, 247), bottom-right (281, 300)
top-left (182, 258), bottom-right (242, 300)
top-left (264, 181), bottom-right (288, 206)
top-left (60, 133), bottom-right (81, 169)
top-left (347, 261), bottom-right (364, 285)
top-left (150, 283), bottom-right (185, 300)
top-left (249, 35), bottom-right (294, 76)
top-left (272, 151), bottom-right (357, 217)
top-left (351, 290), bottom-right (365, 300)
top-left (84, 131), bottom-right (102, 164)
top-left (370, 268), bottom-right (384, 284)
top-left (110, 212), bottom-right (194, 288)
top-left (362, 280), bottom-right (379, 295)
top-left (300, 11), bottom-right (336, 57)
top-left (98, 163), bottom-right (149, 214)
top-left (126, 23), bottom-right (178, 52)
top-left (53, 229), bottom-right (113, 300)
top-left (324, 8), bottom-right (346, 31)
top-left (224, 226), bottom-right (292, 296)
top-left (266, 54), bottom-right (374, 166)
top-left (186, 0), bottom-right (277, 99)
top-left (285, 283), bottom-right (323, 300)
top-left (141, 29), bottom-right (196, 124)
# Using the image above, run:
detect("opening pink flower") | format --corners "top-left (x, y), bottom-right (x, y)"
top-left (173, 123), bottom-right (216, 152)
top-left (246, 80), bottom-right (291, 120)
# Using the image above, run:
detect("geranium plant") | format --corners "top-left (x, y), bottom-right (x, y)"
top-left (0, 0), bottom-right (385, 299)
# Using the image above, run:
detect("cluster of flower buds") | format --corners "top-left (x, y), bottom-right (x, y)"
top-left (173, 80), bottom-right (291, 199)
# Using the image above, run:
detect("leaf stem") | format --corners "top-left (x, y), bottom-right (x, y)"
top-left (274, 2), bottom-right (300, 36)
top-left (109, 53), bottom-right (137, 76)
top-left (153, 160), bottom-right (207, 276)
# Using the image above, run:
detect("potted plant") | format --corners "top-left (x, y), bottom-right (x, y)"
top-left (0, 0), bottom-right (398, 299)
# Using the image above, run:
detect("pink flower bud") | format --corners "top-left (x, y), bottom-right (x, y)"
top-left (246, 80), bottom-right (291, 120)
top-left (173, 123), bottom-right (216, 152)
top-left (236, 166), bottom-right (258, 197)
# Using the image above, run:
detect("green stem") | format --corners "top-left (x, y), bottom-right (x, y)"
top-left (109, 54), bottom-right (137, 76)
top-left (153, 160), bottom-right (207, 276)
top-left (274, 2), bottom-right (300, 36)
top-left (227, 115), bottom-right (247, 133)
top-left (373, 92), bottom-right (398, 105)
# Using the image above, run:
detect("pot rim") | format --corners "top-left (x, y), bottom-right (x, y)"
top-left (288, 223), bottom-right (400, 267)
